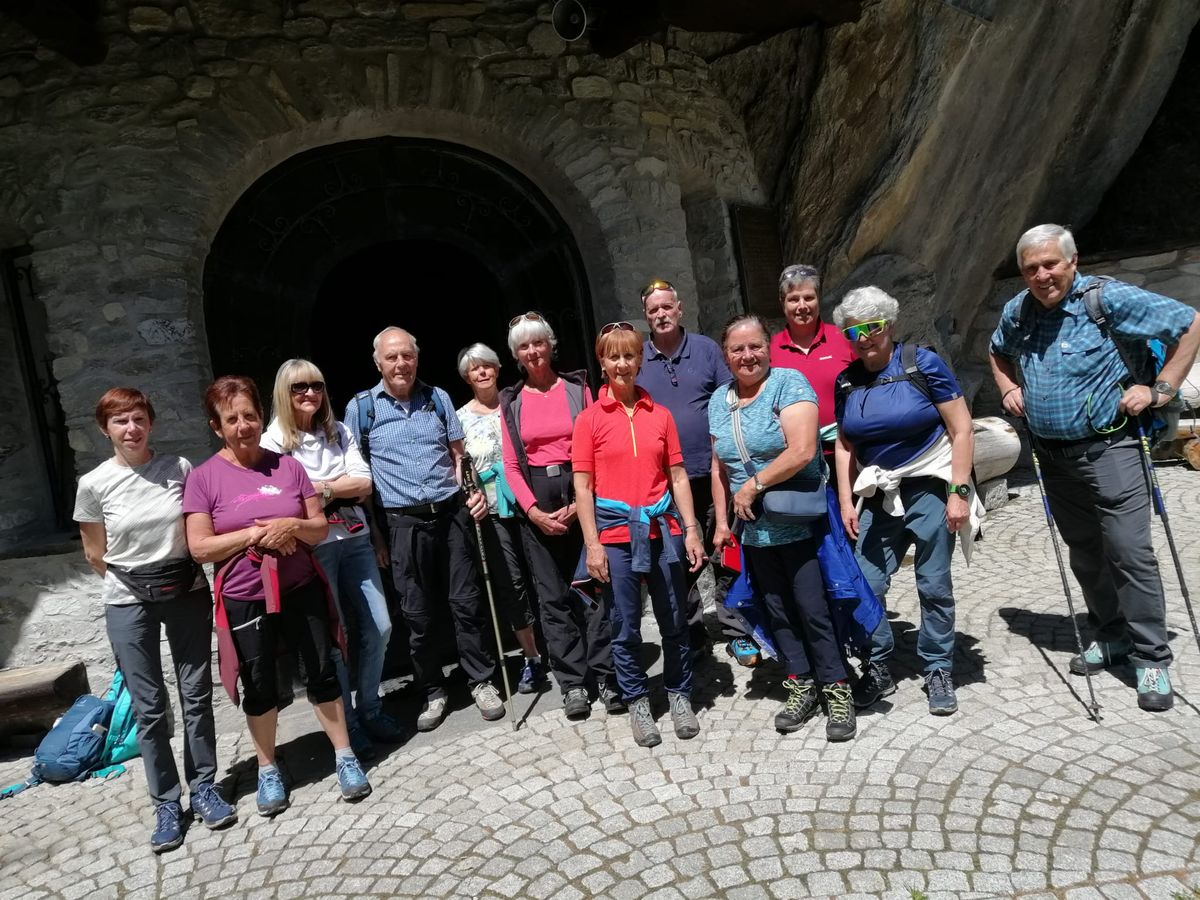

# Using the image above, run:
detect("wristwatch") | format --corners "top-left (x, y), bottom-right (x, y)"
top-left (753, 476), bottom-right (766, 493)
top-left (321, 482), bottom-right (333, 503)
top-left (948, 483), bottom-right (970, 499)
top-left (1153, 380), bottom-right (1176, 406)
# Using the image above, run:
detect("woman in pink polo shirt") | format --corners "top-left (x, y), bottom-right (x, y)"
top-left (573, 323), bottom-right (706, 748)
top-left (769, 264), bottom-right (856, 462)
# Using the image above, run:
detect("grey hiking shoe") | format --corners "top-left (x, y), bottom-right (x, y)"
top-left (563, 687), bottom-right (590, 719)
top-left (822, 682), bottom-right (856, 742)
top-left (1070, 638), bottom-right (1133, 675)
top-left (775, 676), bottom-right (820, 733)
top-left (416, 696), bottom-right (448, 732)
top-left (668, 692), bottom-right (699, 740)
top-left (471, 682), bottom-right (506, 721)
top-left (924, 668), bottom-right (958, 716)
top-left (629, 696), bottom-right (662, 747)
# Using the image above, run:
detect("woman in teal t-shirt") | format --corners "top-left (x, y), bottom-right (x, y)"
top-left (709, 314), bottom-right (855, 743)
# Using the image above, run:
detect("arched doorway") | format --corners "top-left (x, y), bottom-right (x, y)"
top-left (204, 137), bottom-right (596, 414)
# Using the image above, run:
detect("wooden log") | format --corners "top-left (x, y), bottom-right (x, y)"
top-left (972, 416), bottom-right (1021, 483)
top-left (0, 661), bottom-right (91, 737)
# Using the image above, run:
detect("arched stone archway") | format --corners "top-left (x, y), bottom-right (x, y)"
top-left (204, 137), bottom-right (597, 406)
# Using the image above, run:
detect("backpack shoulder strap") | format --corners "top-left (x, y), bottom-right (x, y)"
top-left (426, 385), bottom-right (449, 433)
top-left (354, 390), bottom-right (376, 462)
top-left (900, 342), bottom-right (933, 403)
top-left (1081, 275), bottom-right (1146, 384)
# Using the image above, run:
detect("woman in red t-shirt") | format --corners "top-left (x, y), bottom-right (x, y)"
top-left (573, 323), bottom-right (706, 748)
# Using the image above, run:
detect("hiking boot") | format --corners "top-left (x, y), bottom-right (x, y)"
top-left (416, 696), bottom-right (448, 732)
top-left (775, 676), bottom-right (820, 733)
top-left (1070, 638), bottom-right (1133, 675)
top-left (668, 692), bottom-right (699, 740)
top-left (255, 768), bottom-right (289, 818)
top-left (822, 682), bottom-right (857, 742)
top-left (517, 658), bottom-right (546, 694)
top-left (335, 756), bottom-right (372, 802)
top-left (150, 800), bottom-right (187, 853)
top-left (924, 668), bottom-right (958, 716)
top-left (629, 696), bottom-right (662, 747)
top-left (1136, 666), bottom-right (1174, 712)
top-left (726, 637), bottom-right (763, 668)
top-left (472, 682), bottom-right (506, 721)
top-left (598, 681), bottom-right (626, 714)
top-left (348, 724), bottom-right (378, 761)
top-left (189, 782), bottom-right (237, 830)
top-left (563, 687), bottom-right (590, 719)
top-left (362, 712), bottom-right (408, 744)
top-left (852, 660), bottom-right (896, 709)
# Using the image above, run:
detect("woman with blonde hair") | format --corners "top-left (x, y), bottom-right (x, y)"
top-left (261, 358), bottom-right (404, 757)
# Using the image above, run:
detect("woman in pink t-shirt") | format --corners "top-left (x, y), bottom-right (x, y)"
top-left (498, 312), bottom-right (618, 721)
top-left (183, 376), bottom-right (370, 816)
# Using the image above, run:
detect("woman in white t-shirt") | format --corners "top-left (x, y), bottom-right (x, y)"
top-left (456, 343), bottom-right (544, 693)
top-left (74, 388), bottom-right (236, 854)
top-left (261, 359), bottom-right (404, 756)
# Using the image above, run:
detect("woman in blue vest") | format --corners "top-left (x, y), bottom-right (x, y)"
top-left (832, 286), bottom-right (976, 717)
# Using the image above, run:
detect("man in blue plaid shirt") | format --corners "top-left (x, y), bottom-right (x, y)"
top-left (990, 224), bottom-right (1200, 712)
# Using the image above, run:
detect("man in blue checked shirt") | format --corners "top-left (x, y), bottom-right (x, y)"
top-left (346, 327), bottom-right (503, 732)
top-left (990, 224), bottom-right (1200, 712)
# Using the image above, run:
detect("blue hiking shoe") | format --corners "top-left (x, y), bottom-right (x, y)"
top-left (1136, 666), bottom-right (1174, 712)
top-left (255, 768), bottom-right (290, 817)
top-left (189, 782), bottom-right (237, 830)
top-left (924, 668), bottom-right (958, 716)
top-left (150, 800), bottom-right (187, 854)
top-left (1069, 638), bottom-right (1133, 675)
top-left (517, 658), bottom-right (547, 694)
top-left (336, 756), bottom-right (372, 802)
top-left (362, 712), bottom-right (408, 744)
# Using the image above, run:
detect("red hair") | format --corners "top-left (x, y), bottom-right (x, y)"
top-left (203, 375), bottom-right (262, 423)
top-left (95, 387), bottom-right (155, 429)
top-left (595, 327), bottom-right (644, 361)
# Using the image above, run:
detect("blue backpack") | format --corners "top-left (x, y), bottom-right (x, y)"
top-left (31, 694), bottom-right (113, 783)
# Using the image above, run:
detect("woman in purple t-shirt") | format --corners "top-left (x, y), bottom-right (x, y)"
top-left (183, 376), bottom-right (371, 816)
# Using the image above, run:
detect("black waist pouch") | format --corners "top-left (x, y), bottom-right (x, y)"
top-left (109, 558), bottom-right (201, 603)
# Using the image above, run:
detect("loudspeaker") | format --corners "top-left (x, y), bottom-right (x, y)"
top-left (551, 0), bottom-right (588, 42)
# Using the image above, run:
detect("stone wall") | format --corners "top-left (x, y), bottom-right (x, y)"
top-left (965, 245), bottom-right (1200, 412)
top-left (0, 0), bottom-right (766, 487)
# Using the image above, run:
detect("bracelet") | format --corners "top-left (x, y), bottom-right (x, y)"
top-left (1002, 387), bottom-right (1020, 400)
top-left (684, 523), bottom-right (701, 531)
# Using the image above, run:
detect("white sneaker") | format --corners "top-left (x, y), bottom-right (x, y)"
top-left (471, 682), bottom-right (506, 721)
top-left (416, 696), bottom-right (448, 732)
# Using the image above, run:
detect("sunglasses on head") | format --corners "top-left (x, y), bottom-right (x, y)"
top-left (841, 320), bottom-right (889, 342)
top-left (640, 279), bottom-right (675, 299)
top-left (508, 311), bottom-right (546, 329)
top-left (290, 381), bottom-right (325, 395)
top-left (600, 321), bottom-right (636, 336)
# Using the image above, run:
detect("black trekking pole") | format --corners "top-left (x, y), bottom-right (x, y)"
top-left (1029, 447), bottom-right (1103, 722)
top-left (460, 452), bottom-right (518, 731)
top-left (1132, 418), bottom-right (1200, 659)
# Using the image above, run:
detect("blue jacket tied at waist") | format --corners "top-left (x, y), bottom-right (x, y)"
top-left (574, 490), bottom-right (681, 580)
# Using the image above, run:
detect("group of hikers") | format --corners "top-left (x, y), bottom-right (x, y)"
top-left (75, 223), bottom-right (1200, 852)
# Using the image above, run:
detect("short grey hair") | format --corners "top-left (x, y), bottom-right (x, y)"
top-left (779, 263), bottom-right (821, 297)
top-left (372, 326), bottom-right (419, 362)
top-left (457, 342), bottom-right (502, 380)
top-left (1016, 224), bottom-right (1077, 269)
top-left (832, 286), bottom-right (900, 329)
top-left (507, 314), bottom-right (558, 360)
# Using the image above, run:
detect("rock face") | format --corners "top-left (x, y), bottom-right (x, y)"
top-left (707, 0), bottom-right (1200, 354)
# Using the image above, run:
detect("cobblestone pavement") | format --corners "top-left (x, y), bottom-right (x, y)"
top-left (2, 466), bottom-right (1199, 899)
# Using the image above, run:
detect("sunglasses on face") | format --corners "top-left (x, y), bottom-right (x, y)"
top-left (508, 311), bottom-right (546, 328)
top-left (640, 279), bottom-right (675, 299)
top-left (600, 321), bottom-right (636, 335)
top-left (290, 381), bottom-right (325, 395)
top-left (841, 320), bottom-right (889, 342)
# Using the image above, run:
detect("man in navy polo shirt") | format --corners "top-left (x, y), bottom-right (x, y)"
top-left (637, 279), bottom-right (743, 653)
top-left (346, 326), bottom-right (503, 732)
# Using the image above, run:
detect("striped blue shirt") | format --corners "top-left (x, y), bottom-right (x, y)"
top-left (344, 380), bottom-right (464, 508)
top-left (990, 273), bottom-right (1195, 440)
